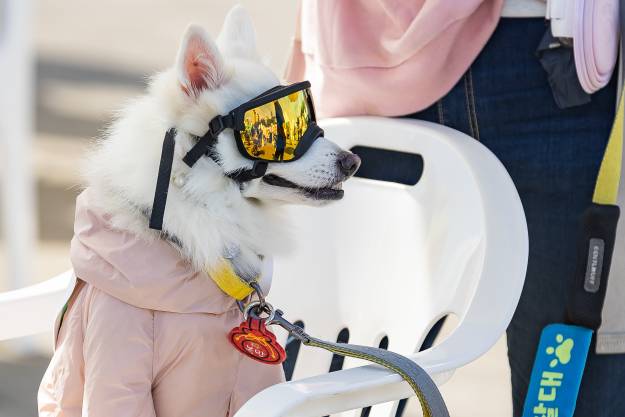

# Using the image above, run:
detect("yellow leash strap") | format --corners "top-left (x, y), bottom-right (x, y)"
top-left (592, 89), bottom-right (625, 205)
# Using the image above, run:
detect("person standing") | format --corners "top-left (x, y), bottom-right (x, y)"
top-left (285, 1), bottom-right (624, 416)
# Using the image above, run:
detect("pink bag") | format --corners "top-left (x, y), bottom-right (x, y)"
top-left (547, 0), bottom-right (620, 94)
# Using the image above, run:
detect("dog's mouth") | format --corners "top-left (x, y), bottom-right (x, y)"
top-left (262, 174), bottom-right (344, 200)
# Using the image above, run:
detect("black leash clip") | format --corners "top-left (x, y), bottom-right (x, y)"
top-left (237, 282), bottom-right (309, 343)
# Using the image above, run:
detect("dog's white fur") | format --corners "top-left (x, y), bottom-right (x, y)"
top-left (83, 6), bottom-right (354, 278)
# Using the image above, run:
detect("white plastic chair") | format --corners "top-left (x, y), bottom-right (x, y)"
top-left (236, 117), bottom-right (528, 417)
top-left (0, 117), bottom-right (528, 417)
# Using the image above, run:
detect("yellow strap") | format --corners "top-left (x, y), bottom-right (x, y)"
top-left (207, 258), bottom-right (256, 300)
top-left (593, 89), bottom-right (625, 205)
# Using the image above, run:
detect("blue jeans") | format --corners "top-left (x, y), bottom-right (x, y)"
top-left (404, 18), bottom-right (623, 417)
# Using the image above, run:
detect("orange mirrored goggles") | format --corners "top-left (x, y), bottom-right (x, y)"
top-left (235, 82), bottom-right (321, 162)
top-left (183, 81), bottom-right (323, 167)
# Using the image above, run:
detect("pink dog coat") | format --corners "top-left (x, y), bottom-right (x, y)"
top-left (38, 189), bottom-right (284, 417)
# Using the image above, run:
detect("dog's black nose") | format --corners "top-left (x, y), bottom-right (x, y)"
top-left (337, 152), bottom-right (361, 177)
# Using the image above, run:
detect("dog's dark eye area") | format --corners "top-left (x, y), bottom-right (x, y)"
top-left (262, 174), bottom-right (299, 189)
top-left (262, 174), bottom-right (344, 201)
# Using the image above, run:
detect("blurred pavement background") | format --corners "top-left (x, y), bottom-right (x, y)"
top-left (0, 1), bottom-right (513, 416)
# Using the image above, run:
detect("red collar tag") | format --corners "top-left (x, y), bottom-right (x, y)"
top-left (229, 317), bottom-right (286, 365)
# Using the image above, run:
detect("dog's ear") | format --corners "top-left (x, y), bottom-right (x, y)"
top-left (176, 24), bottom-right (225, 97)
top-left (216, 5), bottom-right (259, 60)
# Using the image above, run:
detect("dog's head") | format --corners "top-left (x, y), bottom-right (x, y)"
top-left (165, 7), bottom-right (360, 206)
top-left (85, 6), bottom-right (360, 270)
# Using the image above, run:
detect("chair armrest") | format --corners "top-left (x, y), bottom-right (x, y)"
top-left (0, 270), bottom-right (74, 340)
top-left (235, 320), bottom-right (498, 417)
top-left (235, 355), bottom-right (454, 417)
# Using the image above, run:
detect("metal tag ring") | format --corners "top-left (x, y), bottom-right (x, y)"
top-left (243, 300), bottom-right (275, 323)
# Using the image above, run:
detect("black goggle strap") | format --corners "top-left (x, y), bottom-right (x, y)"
top-left (183, 115), bottom-right (234, 168)
top-left (149, 128), bottom-right (177, 231)
top-left (150, 116), bottom-right (267, 230)
top-left (226, 161), bottom-right (268, 183)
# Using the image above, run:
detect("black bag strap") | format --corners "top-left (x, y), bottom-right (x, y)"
top-left (566, 3), bottom-right (625, 330)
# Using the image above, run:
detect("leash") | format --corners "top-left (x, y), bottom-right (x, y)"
top-left (522, 5), bottom-right (625, 416)
top-left (271, 310), bottom-right (448, 417)
top-left (206, 253), bottom-right (448, 417)
top-left (233, 293), bottom-right (450, 417)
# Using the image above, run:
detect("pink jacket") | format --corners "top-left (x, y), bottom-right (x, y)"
top-left (284, 0), bottom-right (503, 117)
top-left (38, 190), bottom-right (283, 417)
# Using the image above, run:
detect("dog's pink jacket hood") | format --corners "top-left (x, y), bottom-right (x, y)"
top-left (38, 189), bottom-right (284, 417)
top-left (70, 189), bottom-right (238, 314)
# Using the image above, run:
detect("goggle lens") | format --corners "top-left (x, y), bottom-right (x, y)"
top-left (240, 89), bottom-right (312, 161)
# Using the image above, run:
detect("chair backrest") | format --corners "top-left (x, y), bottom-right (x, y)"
top-left (268, 117), bottom-right (528, 399)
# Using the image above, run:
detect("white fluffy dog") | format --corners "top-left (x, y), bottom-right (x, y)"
top-left (85, 7), bottom-right (360, 280)
top-left (38, 7), bottom-right (361, 417)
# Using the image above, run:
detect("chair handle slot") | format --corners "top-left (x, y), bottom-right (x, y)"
top-left (350, 146), bottom-right (424, 186)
